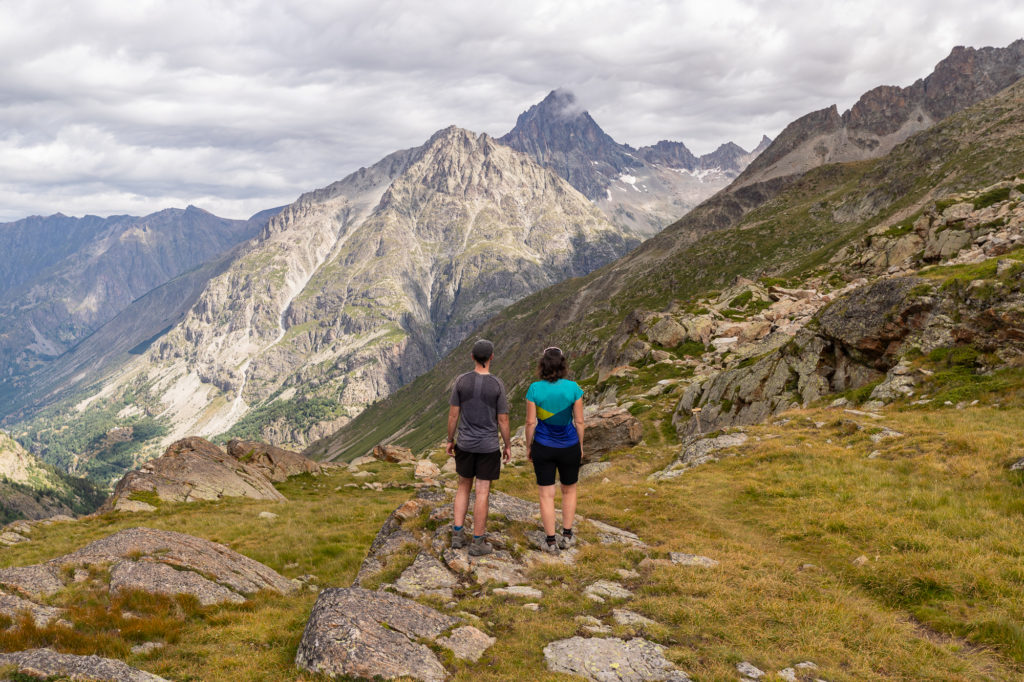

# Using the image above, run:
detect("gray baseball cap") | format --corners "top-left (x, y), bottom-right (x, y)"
top-left (471, 339), bottom-right (494, 363)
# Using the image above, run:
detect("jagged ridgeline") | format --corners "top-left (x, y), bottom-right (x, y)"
top-left (311, 72), bottom-right (1024, 463)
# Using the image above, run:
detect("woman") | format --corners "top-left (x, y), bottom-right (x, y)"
top-left (525, 346), bottom-right (585, 553)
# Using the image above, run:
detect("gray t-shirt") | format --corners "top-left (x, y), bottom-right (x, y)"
top-left (449, 371), bottom-right (509, 453)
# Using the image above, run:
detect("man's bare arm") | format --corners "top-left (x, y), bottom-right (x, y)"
top-left (446, 405), bottom-right (460, 456)
top-left (497, 413), bottom-right (511, 462)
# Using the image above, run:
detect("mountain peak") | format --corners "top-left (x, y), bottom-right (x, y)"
top-left (534, 88), bottom-right (586, 120)
top-left (499, 90), bottom-right (638, 200)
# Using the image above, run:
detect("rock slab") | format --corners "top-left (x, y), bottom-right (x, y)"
top-left (226, 438), bottom-right (322, 481)
top-left (104, 437), bottom-right (287, 510)
top-left (584, 407), bottom-right (643, 460)
top-left (295, 587), bottom-right (458, 682)
top-left (0, 648), bottom-right (169, 681)
top-left (543, 636), bottom-right (690, 681)
top-left (0, 527), bottom-right (294, 603)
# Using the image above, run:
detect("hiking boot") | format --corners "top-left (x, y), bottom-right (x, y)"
top-left (541, 539), bottom-right (559, 555)
top-left (451, 527), bottom-right (467, 550)
top-left (468, 536), bottom-right (493, 556)
top-left (557, 531), bottom-right (576, 550)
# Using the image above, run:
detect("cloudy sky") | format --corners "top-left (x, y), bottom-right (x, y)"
top-left (1, 0), bottom-right (1021, 222)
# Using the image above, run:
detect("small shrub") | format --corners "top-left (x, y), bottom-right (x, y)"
top-left (673, 340), bottom-right (706, 357)
top-left (972, 187), bottom-right (1011, 210)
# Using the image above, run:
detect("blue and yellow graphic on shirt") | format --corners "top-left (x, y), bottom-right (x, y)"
top-left (527, 378), bottom-right (584, 448)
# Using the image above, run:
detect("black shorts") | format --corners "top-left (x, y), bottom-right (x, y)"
top-left (531, 441), bottom-right (582, 486)
top-left (454, 446), bottom-right (501, 481)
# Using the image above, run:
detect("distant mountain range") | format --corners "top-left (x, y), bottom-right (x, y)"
top-left (0, 207), bottom-right (273, 410)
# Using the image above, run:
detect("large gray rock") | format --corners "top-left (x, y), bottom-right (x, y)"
top-left (0, 565), bottom-right (64, 599)
top-left (225, 439), bottom-right (322, 482)
top-left (543, 637), bottom-right (690, 681)
top-left (394, 552), bottom-right (460, 599)
top-left (646, 317), bottom-right (689, 348)
top-left (104, 437), bottom-right (286, 510)
top-left (57, 528), bottom-right (295, 596)
top-left (110, 561), bottom-right (245, 606)
top-left (675, 277), bottom-right (939, 437)
top-left (0, 648), bottom-right (169, 681)
top-left (650, 433), bottom-right (749, 479)
top-left (373, 443), bottom-right (416, 463)
top-left (295, 587), bottom-right (458, 682)
top-left (0, 527), bottom-right (294, 604)
top-left (584, 407), bottom-right (643, 460)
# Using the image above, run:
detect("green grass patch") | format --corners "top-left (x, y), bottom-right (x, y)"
top-left (972, 186), bottom-right (1012, 210)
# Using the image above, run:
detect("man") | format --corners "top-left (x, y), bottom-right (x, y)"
top-left (447, 338), bottom-right (511, 556)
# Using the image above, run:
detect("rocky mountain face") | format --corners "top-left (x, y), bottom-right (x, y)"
top-left (0, 207), bottom-right (268, 415)
top-left (48, 126), bottom-right (638, 461)
top-left (312, 67), bottom-right (1024, 463)
top-left (499, 89), bottom-right (770, 236)
top-left (737, 40), bottom-right (1024, 188)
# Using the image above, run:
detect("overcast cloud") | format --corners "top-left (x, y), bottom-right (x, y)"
top-left (1, 0), bottom-right (1021, 222)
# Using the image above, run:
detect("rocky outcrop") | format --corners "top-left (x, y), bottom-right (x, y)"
top-left (297, 488), bottom-right (648, 679)
top-left (0, 527), bottom-right (295, 603)
top-left (583, 406), bottom-right (643, 460)
top-left (104, 437), bottom-right (322, 510)
top-left (372, 443), bottom-right (415, 463)
top-left (675, 258), bottom-right (1024, 436)
top-left (0, 648), bottom-right (169, 682)
top-left (651, 433), bottom-right (749, 480)
top-left (295, 587), bottom-right (459, 682)
top-left (543, 637), bottom-right (691, 681)
top-left (737, 40), bottom-right (1024, 188)
top-left (225, 439), bottom-right (321, 481)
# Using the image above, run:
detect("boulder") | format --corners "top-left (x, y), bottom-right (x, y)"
top-left (0, 649), bottom-right (169, 681)
top-left (103, 437), bottom-right (286, 511)
top-left (583, 407), bottom-right (643, 460)
top-left (394, 552), bottom-right (459, 599)
top-left (584, 580), bottom-right (633, 601)
top-left (415, 459), bottom-right (442, 480)
top-left (669, 553), bottom-right (719, 568)
top-left (543, 637), bottom-right (690, 681)
top-left (294, 587), bottom-right (458, 682)
top-left (436, 625), bottom-right (496, 663)
top-left (225, 439), bottom-right (321, 481)
top-left (578, 461), bottom-right (613, 481)
top-left (646, 317), bottom-right (688, 348)
top-left (373, 443), bottom-right (416, 463)
top-left (0, 527), bottom-right (295, 602)
top-left (650, 433), bottom-right (749, 479)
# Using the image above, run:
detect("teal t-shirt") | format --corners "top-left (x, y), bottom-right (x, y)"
top-left (526, 379), bottom-right (584, 448)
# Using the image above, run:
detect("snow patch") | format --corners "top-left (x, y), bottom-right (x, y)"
top-left (619, 174), bottom-right (637, 185)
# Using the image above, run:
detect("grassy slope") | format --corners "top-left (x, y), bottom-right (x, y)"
top-left (309, 78), bottom-right (1024, 463)
top-left (2, 391), bottom-right (1024, 679)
